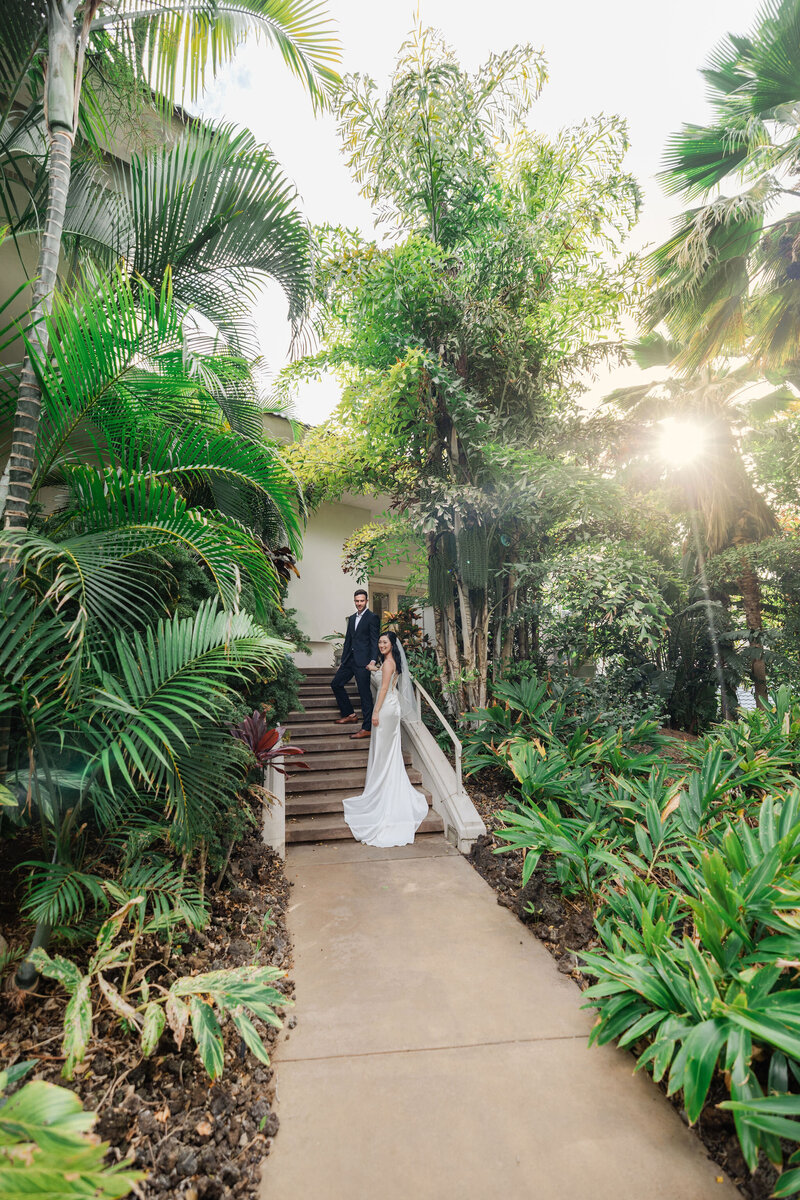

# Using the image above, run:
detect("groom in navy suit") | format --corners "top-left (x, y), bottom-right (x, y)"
top-left (331, 589), bottom-right (381, 739)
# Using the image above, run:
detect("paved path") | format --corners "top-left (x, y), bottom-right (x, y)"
top-left (260, 837), bottom-right (738, 1200)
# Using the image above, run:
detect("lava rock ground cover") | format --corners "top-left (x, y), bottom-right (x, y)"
top-left (0, 832), bottom-right (294, 1200)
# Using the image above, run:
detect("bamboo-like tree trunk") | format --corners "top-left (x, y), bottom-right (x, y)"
top-left (473, 597), bottom-right (490, 708)
top-left (4, 0), bottom-right (82, 530)
top-left (443, 598), bottom-right (461, 711)
top-left (737, 558), bottom-right (768, 707)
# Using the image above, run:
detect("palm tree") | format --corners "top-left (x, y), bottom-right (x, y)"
top-left (5, 120), bottom-right (315, 358)
top-left (0, 261), bottom-right (302, 987)
top-left (606, 335), bottom-right (781, 704)
top-left (648, 0), bottom-right (800, 373)
top-left (2, 262), bottom-right (304, 617)
top-left (1, 0), bottom-right (340, 529)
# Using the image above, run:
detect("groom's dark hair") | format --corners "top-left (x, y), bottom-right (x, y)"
top-left (353, 589), bottom-right (368, 601)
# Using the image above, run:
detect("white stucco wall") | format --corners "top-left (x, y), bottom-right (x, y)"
top-left (286, 493), bottom-right (427, 667)
top-left (265, 415), bottom-right (429, 666)
top-left (287, 496), bottom-right (393, 666)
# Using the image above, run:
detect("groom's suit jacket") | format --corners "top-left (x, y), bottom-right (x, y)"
top-left (341, 608), bottom-right (380, 668)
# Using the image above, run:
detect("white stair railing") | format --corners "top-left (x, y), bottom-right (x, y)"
top-left (410, 678), bottom-right (463, 793)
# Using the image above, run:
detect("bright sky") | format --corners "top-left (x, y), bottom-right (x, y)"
top-left (200, 0), bottom-right (762, 424)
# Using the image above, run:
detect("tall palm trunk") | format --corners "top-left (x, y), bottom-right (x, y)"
top-left (4, 0), bottom-right (84, 530)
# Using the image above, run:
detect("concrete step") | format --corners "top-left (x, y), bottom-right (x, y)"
top-left (299, 696), bottom-right (353, 710)
top-left (284, 750), bottom-right (412, 773)
top-left (285, 809), bottom-right (444, 844)
top-left (288, 709), bottom-right (360, 725)
top-left (288, 719), bottom-right (362, 737)
top-left (286, 789), bottom-right (433, 816)
top-left (298, 684), bottom-right (355, 698)
top-left (292, 736), bottom-right (413, 754)
top-left (286, 767), bottom-right (424, 794)
top-left (300, 667), bottom-right (340, 677)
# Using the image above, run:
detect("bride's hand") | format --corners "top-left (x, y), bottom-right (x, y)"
top-left (372, 715), bottom-right (379, 727)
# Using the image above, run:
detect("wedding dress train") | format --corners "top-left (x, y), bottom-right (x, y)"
top-left (343, 679), bottom-right (428, 847)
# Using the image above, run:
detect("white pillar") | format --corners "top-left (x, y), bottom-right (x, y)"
top-left (262, 758), bottom-right (286, 858)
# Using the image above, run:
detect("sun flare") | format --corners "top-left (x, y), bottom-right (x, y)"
top-left (657, 418), bottom-right (707, 469)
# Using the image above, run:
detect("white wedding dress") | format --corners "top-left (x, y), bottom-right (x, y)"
top-left (343, 673), bottom-right (428, 847)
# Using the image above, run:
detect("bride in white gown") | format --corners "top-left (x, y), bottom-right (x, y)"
top-left (343, 632), bottom-right (428, 847)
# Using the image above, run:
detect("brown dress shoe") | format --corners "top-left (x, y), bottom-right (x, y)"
top-left (334, 713), bottom-right (359, 724)
top-left (349, 728), bottom-right (371, 739)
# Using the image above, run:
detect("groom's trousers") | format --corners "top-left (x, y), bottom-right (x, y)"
top-left (331, 659), bottom-right (374, 730)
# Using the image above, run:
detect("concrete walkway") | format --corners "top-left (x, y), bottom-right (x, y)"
top-left (260, 837), bottom-right (738, 1200)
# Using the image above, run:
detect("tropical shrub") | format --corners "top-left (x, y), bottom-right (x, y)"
top-left (0, 586), bottom-right (291, 980)
top-left (462, 674), bottom-right (670, 787)
top-left (0, 1060), bottom-right (141, 1198)
top-left (30, 898), bottom-right (289, 1082)
top-left (481, 685), bottom-right (800, 1192)
top-left (230, 711), bottom-right (308, 773)
top-left (583, 794), bottom-right (800, 1182)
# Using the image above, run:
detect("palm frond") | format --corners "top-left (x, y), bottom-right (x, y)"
top-left (123, 122), bottom-right (312, 339)
top-left (33, 464), bottom-right (280, 614)
top-left (118, 855), bottom-right (209, 930)
top-left (92, 0), bottom-right (341, 111)
top-left (0, 578), bottom-right (76, 718)
top-left (20, 861), bottom-right (108, 927)
top-left (84, 600), bottom-right (291, 840)
top-left (28, 265), bottom-right (185, 491)
top-left (114, 425), bottom-right (303, 551)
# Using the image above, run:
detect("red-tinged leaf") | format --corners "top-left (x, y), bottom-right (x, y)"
top-left (256, 728), bottom-right (281, 754)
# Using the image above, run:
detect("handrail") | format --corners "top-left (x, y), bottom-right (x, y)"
top-left (409, 677), bottom-right (463, 793)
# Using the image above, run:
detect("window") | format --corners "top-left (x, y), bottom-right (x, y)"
top-left (371, 591), bottom-right (390, 621)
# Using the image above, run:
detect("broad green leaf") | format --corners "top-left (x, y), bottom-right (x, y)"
top-left (679, 1019), bottom-right (728, 1123)
top-left (231, 1009), bottom-right (271, 1066)
top-left (773, 1167), bottom-right (800, 1198)
top-left (0, 1061), bottom-right (37, 1093)
top-left (189, 997), bottom-right (224, 1081)
top-left (0, 1080), bottom-right (94, 1149)
top-left (27, 950), bottom-right (82, 994)
top-left (141, 1003), bottom-right (166, 1058)
top-left (62, 977), bottom-right (92, 1080)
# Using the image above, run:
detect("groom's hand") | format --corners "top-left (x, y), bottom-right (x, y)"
top-left (366, 660), bottom-right (377, 670)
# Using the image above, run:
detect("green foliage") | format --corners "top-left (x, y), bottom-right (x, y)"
top-left (280, 24), bottom-right (640, 712)
top-left (482, 678), bottom-right (800, 1187)
top-left (1, 583), bottom-right (291, 869)
top-left (336, 24), bottom-right (546, 245)
top-left (0, 1061), bottom-right (142, 1198)
top-left (341, 514), bottom-right (426, 588)
top-left (496, 794), bottom-right (629, 902)
top-left (648, 0), bottom-right (800, 371)
top-left (583, 793), bottom-right (800, 1176)
top-left (537, 542), bottom-right (673, 666)
top-left (30, 899), bottom-right (289, 1082)
top-left (462, 673), bottom-right (669, 783)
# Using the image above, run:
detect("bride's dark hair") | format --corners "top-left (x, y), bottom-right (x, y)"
top-left (379, 630), bottom-right (403, 674)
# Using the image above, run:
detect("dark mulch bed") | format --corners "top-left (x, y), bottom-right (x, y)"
top-left (465, 765), bottom-right (779, 1200)
top-left (0, 833), bottom-right (294, 1200)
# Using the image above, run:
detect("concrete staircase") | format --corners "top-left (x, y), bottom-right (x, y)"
top-left (283, 668), bottom-right (444, 844)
